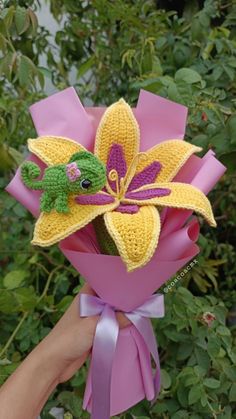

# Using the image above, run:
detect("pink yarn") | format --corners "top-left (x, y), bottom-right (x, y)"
top-left (66, 162), bottom-right (81, 182)
top-left (128, 161), bottom-right (162, 191)
top-left (106, 144), bottom-right (127, 192)
top-left (115, 204), bottom-right (139, 214)
top-left (75, 193), bottom-right (115, 205)
top-left (125, 188), bottom-right (171, 200)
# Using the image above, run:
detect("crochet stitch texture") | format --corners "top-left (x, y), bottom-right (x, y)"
top-left (21, 148), bottom-right (106, 213)
top-left (23, 99), bottom-right (216, 272)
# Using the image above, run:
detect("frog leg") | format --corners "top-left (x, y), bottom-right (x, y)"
top-left (40, 192), bottom-right (54, 212)
top-left (55, 192), bottom-right (69, 213)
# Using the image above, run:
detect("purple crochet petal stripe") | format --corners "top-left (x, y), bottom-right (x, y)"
top-left (106, 144), bottom-right (127, 192)
top-left (115, 204), bottom-right (139, 214)
top-left (75, 194), bottom-right (115, 205)
top-left (125, 188), bottom-right (171, 200)
top-left (128, 161), bottom-right (162, 191)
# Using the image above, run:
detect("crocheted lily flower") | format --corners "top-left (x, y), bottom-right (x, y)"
top-left (29, 99), bottom-right (215, 271)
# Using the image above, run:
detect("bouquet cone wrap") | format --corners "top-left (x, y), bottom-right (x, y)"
top-left (6, 87), bottom-right (226, 416)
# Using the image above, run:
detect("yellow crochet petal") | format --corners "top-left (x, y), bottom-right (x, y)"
top-left (28, 136), bottom-right (86, 166)
top-left (123, 182), bottom-right (216, 227)
top-left (94, 99), bottom-right (140, 167)
top-left (104, 206), bottom-right (160, 272)
top-left (136, 140), bottom-right (201, 182)
top-left (32, 195), bottom-right (118, 247)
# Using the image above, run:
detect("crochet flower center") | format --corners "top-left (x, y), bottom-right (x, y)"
top-left (75, 143), bottom-right (172, 213)
top-left (106, 153), bottom-right (147, 200)
top-left (104, 144), bottom-right (171, 214)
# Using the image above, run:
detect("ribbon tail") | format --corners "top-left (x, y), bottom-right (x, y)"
top-left (126, 314), bottom-right (161, 399)
top-left (91, 304), bottom-right (119, 419)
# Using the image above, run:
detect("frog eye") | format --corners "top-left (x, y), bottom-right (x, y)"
top-left (80, 179), bottom-right (92, 190)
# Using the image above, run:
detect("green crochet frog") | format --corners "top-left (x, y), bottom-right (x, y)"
top-left (21, 151), bottom-right (106, 213)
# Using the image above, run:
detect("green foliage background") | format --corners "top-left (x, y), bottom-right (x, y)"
top-left (0, 1), bottom-right (235, 418)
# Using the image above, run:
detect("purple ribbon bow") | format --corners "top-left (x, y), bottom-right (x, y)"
top-left (79, 293), bottom-right (165, 419)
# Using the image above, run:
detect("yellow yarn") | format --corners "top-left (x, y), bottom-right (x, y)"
top-left (95, 98), bottom-right (140, 167)
top-left (135, 140), bottom-right (202, 183)
top-left (104, 206), bottom-right (160, 272)
top-left (123, 182), bottom-right (216, 227)
top-left (32, 195), bottom-right (118, 247)
top-left (28, 136), bottom-right (85, 166)
top-left (24, 99), bottom-right (216, 272)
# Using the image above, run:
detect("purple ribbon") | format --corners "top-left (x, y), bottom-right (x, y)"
top-left (79, 293), bottom-right (164, 419)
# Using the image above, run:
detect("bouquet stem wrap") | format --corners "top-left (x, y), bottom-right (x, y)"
top-left (6, 87), bottom-right (226, 417)
top-left (80, 293), bottom-right (164, 419)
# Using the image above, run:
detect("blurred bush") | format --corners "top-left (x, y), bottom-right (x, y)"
top-left (0, 0), bottom-right (235, 418)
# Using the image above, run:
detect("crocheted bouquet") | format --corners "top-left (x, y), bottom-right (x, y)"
top-left (19, 98), bottom-right (214, 272)
top-left (6, 88), bottom-right (225, 418)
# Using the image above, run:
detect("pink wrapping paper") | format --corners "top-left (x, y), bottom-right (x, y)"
top-left (6, 87), bottom-right (226, 416)
top-left (60, 221), bottom-right (199, 312)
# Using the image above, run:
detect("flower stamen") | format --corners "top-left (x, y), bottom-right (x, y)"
top-left (106, 169), bottom-right (120, 197)
top-left (123, 152), bottom-right (148, 194)
top-left (119, 177), bottom-right (125, 199)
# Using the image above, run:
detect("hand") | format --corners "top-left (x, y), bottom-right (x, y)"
top-left (36, 283), bottom-right (130, 383)
top-left (0, 283), bottom-right (130, 419)
top-left (36, 283), bottom-right (98, 383)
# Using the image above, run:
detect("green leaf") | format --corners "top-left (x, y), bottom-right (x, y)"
top-left (37, 68), bottom-right (45, 89)
top-left (161, 369), bottom-right (172, 389)
top-left (188, 385), bottom-right (202, 405)
top-left (15, 6), bottom-right (29, 35)
top-left (0, 290), bottom-right (19, 313)
top-left (56, 296), bottom-right (73, 312)
top-left (220, 152), bottom-right (236, 174)
top-left (226, 115), bottom-right (236, 145)
top-left (28, 8), bottom-right (38, 35)
top-left (223, 64), bottom-right (235, 81)
top-left (38, 66), bottom-right (52, 80)
top-left (13, 287), bottom-right (37, 311)
top-left (77, 55), bottom-right (95, 79)
top-left (192, 134), bottom-right (209, 150)
top-left (13, 203), bottom-right (27, 217)
top-left (177, 342), bottom-right (193, 360)
top-left (195, 348), bottom-right (210, 372)
top-left (3, 270), bottom-right (28, 289)
top-left (200, 392), bottom-right (208, 407)
top-left (207, 335), bottom-right (221, 358)
top-left (175, 68), bottom-right (202, 84)
top-left (130, 400), bottom-right (150, 416)
top-left (177, 384), bottom-right (189, 408)
top-left (57, 391), bottom-right (82, 417)
top-left (1, 6), bottom-right (14, 29)
top-left (185, 375), bottom-right (199, 387)
top-left (167, 81), bottom-right (182, 103)
top-left (0, 35), bottom-right (6, 54)
top-left (18, 55), bottom-right (32, 86)
top-left (217, 326), bottom-right (231, 337)
top-left (172, 411), bottom-right (189, 419)
top-left (178, 287), bottom-right (194, 303)
top-left (8, 147), bottom-right (24, 166)
top-left (212, 66), bottom-right (224, 81)
top-left (151, 56), bottom-right (163, 76)
top-left (229, 383), bottom-right (236, 402)
top-left (0, 52), bottom-right (17, 80)
top-left (203, 378), bottom-right (220, 389)
top-left (209, 129), bottom-right (230, 155)
top-left (223, 366), bottom-right (236, 381)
